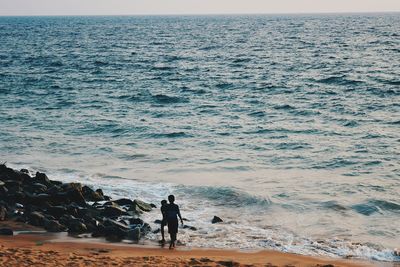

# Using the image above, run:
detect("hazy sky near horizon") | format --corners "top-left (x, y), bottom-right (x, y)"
top-left (0, 0), bottom-right (399, 16)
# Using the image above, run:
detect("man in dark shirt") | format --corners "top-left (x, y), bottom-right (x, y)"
top-left (166, 194), bottom-right (183, 249)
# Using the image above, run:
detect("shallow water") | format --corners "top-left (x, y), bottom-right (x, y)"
top-left (0, 14), bottom-right (399, 261)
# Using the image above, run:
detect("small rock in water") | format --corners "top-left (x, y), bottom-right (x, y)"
top-left (394, 248), bottom-right (400, 256)
top-left (211, 216), bottom-right (223, 224)
top-left (183, 225), bottom-right (197, 231)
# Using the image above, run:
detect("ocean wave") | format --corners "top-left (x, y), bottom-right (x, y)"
top-left (177, 186), bottom-right (271, 207)
top-left (149, 131), bottom-right (190, 138)
top-left (152, 94), bottom-right (189, 104)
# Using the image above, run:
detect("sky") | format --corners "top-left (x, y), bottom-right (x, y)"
top-left (0, 0), bottom-right (399, 16)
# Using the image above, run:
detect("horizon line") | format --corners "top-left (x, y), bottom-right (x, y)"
top-left (0, 10), bottom-right (399, 17)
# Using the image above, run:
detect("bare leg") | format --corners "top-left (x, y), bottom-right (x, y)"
top-left (161, 225), bottom-right (165, 243)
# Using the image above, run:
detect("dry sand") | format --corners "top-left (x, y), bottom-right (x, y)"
top-left (0, 220), bottom-right (382, 267)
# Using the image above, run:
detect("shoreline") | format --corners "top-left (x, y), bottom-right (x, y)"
top-left (0, 164), bottom-right (397, 266)
top-left (0, 230), bottom-right (379, 267)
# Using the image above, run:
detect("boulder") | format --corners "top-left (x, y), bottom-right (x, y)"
top-left (0, 184), bottom-right (8, 197)
top-left (104, 219), bottom-right (130, 231)
top-left (102, 206), bottom-right (127, 217)
top-left (28, 193), bottom-right (51, 206)
top-left (0, 205), bottom-right (7, 221)
top-left (83, 217), bottom-right (100, 232)
top-left (20, 169), bottom-right (29, 174)
top-left (95, 189), bottom-right (104, 196)
top-left (31, 183), bottom-right (48, 193)
top-left (127, 227), bottom-right (141, 241)
top-left (0, 165), bottom-right (31, 183)
top-left (211, 216), bottom-right (223, 224)
top-left (0, 228), bottom-right (13, 235)
top-left (44, 219), bottom-right (67, 232)
top-left (67, 219), bottom-right (87, 234)
top-left (133, 199), bottom-right (153, 212)
top-left (28, 211), bottom-right (45, 227)
top-left (140, 223), bottom-right (151, 234)
top-left (129, 218), bottom-right (144, 225)
top-left (114, 198), bottom-right (133, 206)
top-left (104, 227), bottom-right (126, 241)
top-left (82, 186), bottom-right (104, 202)
top-left (34, 172), bottom-right (52, 187)
top-left (66, 188), bottom-right (86, 206)
top-left (47, 206), bottom-right (67, 218)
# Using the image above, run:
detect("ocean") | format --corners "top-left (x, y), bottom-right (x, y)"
top-left (0, 14), bottom-right (399, 261)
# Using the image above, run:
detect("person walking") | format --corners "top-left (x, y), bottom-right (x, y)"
top-left (165, 194), bottom-right (183, 249)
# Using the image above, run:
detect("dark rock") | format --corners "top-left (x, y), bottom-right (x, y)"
top-left (152, 228), bottom-right (160, 234)
top-left (127, 227), bottom-right (141, 241)
top-left (50, 180), bottom-right (63, 186)
top-left (103, 218), bottom-right (130, 231)
top-left (140, 223), bottom-right (151, 234)
top-left (28, 193), bottom-right (51, 206)
top-left (66, 205), bottom-right (79, 218)
top-left (32, 183), bottom-right (48, 193)
top-left (150, 203), bottom-right (157, 208)
top-left (62, 182), bottom-right (82, 192)
top-left (0, 205), bottom-right (7, 221)
top-left (154, 219), bottom-right (162, 224)
top-left (59, 214), bottom-right (76, 225)
top-left (183, 225), bottom-right (197, 231)
top-left (0, 184), bottom-right (8, 197)
top-left (28, 211), bottom-right (45, 227)
top-left (83, 217), bottom-right (100, 232)
top-left (34, 172), bottom-right (52, 186)
top-left (44, 219), bottom-right (67, 232)
top-left (117, 219), bottom-right (128, 226)
top-left (20, 169), bottom-right (29, 174)
top-left (45, 214), bottom-right (56, 221)
top-left (0, 228), bottom-right (13, 235)
top-left (66, 188), bottom-right (86, 206)
top-left (114, 198), bottom-right (133, 206)
top-left (82, 186), bottom-right (104, 202)
top-left (95, 189), bottom-right (104, 196)
top-left (47, 206), bottom-right (67, 218)
top-left (211, 216), bottom-right (223, 224)
top-left (103, 221), bottom-right (128, 240)
top-left (50, 192), bottom-right (70, 206)
top-left (0, 165), bottom-right (31, 183)
top-left (133, 199), bottom-right (153, 212)
top-left (102, 205), bottom-right (127, 217)
top-left (4, 180), bottom-right (22, 192)
top-left (129, 218), bottom-right (144, 225)
top-left (67, 219), bottom-right (87, 234)
top-left (47, 185), bottom-right (61, 195)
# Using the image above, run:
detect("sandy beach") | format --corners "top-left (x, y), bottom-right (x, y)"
top-left (0, 221), bottom-right (379, 267)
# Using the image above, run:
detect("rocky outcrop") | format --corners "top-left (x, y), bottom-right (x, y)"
top-left (0, 163), bottom-right (154, 242)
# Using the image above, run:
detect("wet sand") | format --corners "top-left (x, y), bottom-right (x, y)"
top-left (0, 221), bottom-right (379, 267)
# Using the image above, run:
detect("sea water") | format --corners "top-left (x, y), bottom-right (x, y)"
top-left (0, 14), bottom-right (399, 261)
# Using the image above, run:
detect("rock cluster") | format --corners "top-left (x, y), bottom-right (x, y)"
top-left (0, 164), bottom-right (154, 241)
